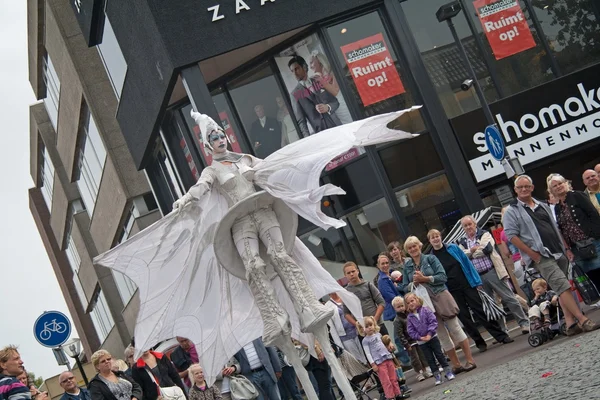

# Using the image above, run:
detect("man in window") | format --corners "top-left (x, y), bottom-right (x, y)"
top-left (250, 104), bottom-right (282, 159)
top-left (288, 55), bottom-right (340, 136)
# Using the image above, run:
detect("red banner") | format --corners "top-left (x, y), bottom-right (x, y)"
top-left (474, 0), bottom-right (536, 60)
top-left (341, 33), bottom-right (405, 107)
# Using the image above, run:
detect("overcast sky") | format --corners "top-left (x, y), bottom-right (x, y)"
top-left (0, 2), bottom-right (77, 380)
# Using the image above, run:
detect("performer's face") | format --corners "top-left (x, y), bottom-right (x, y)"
top-left (209, 130), bottom-right (227, 154)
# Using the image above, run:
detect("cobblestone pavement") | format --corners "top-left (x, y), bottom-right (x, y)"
top-left (410, 325), bottom-right (600, 399)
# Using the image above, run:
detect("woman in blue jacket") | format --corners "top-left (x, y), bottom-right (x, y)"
top-left (427, 229), bottom-right (512, 353)
top-left (376, 253), bottom-right (399, 321)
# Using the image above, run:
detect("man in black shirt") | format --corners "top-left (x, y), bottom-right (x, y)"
top-left (503, 175), bottom-right (599, 335)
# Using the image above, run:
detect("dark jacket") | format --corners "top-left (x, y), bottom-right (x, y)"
top-left (554, 190), bottom-right (600, 243)
top-left (131, 352), bottom-right (187, 400)
top-left (234, 338), bottom-right (281, 384)
top-left (429, 243), bottom-right (483, 289)
top-left (393, 311), bottom-right (415, 349)
top-left (88, 371), bottom-right (142, 400)
top-left (290, 79), bottom-right (341, 136)
top-left (60, 388), bottom-right (91, 400)
top-left (377, 271), bottom-right (399, 321)
top-left (170, 346), bottom-right (192, 374)
top-left (250, 117), bottom-right (282, 158)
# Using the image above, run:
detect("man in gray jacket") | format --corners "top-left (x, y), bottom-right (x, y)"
top-left (503, 175), bottom-right (598, 335)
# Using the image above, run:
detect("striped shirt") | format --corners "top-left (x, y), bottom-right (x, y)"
top-left (243, 343), bottom-right (263, 370)
top-left (0, 375), bottom-right (31, 400)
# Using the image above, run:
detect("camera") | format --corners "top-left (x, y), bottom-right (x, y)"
top-left (461, 79), bottom-right (474, 91)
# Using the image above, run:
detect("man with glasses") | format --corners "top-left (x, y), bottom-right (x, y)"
top-left (59, 372), bottom-right (90, 400)
top-left (503, 175), bottom-right (599, 335)
top-left (582, 169), bottom-right (600, 214)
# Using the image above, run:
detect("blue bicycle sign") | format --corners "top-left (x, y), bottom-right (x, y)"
top-left (34, 311), bottom-right (71, 347)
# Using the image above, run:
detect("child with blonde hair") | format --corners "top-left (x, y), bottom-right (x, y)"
top-left (405, 293), bottom-right (454, 386)
top-left (360, 316), bottom-right (408, 400)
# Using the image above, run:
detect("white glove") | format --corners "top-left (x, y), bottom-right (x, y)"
top-left (172, 193), bottom-right (193, 211)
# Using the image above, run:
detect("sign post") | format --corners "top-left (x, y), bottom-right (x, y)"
top-left (34, 311), bottom-right (72, 347)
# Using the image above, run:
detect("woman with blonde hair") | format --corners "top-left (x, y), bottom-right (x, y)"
top-left (88, 350), bottom-right (142, 400)
top-left (547, 173), bottom-right (600, 291)
top-left (187, 364), bottom-right (221, 400)
top-left (402, 236), bottom-right (477, 374)
top-left (309, 51), bottom-right (352, 124)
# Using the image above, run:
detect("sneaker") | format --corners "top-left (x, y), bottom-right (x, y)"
top-left (425, 366), bottom-right (433, 375)
top-left (434, 373), bottom-right (442, 386)
top-left (423, 370), bottom-right (434, 378)
top-left (395, 395), bottom-right (411, 399)
top-left (445, 368), bottom-right (456, 381)
top-left (476, 343), bottom-right (488, 353)
top-left (416, 373), bottom-right (426, 382)
top-left (401, 384), bottom-right (412, 394)
top-left (502, 336), bottom-right (514, 344)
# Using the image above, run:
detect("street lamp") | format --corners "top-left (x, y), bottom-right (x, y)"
top-left (63, 338), bottom-right (89, 386)
top-left (436, 1), bottom-right (524, 179)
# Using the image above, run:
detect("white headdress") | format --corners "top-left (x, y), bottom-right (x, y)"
top-left (190, 110), bottom-right (227, 153)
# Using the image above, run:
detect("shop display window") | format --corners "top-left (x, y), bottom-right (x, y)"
top-left (326, 11), bottom-right (425, 133)
top-left (227, 64), bottom-right (296, 159)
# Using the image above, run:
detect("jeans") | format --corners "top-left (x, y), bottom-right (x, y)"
top-left (277, 366), bottom-right (303, 400)
top-left (419, 337), bottom-right (448, 372)
top-left (394, 338), bottom-right (412, 366)
top-left (480, 269), bottom-right (529, 329)
top-left (249, 369), bottom-right (281, 400)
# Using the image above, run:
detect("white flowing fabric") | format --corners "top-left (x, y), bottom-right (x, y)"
top-left (93, 106), bottom-right (420, 386)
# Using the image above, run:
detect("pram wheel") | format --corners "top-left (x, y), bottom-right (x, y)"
top-left (528, 333), bottom-right (543, 347)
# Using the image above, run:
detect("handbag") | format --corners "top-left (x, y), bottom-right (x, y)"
top-left (425, 287), bottom-right (460, 321)
top-left (229, 374), bottom-right (259, 400)
top-left (572, 262), bottom-right (600, 305)
top-left (144, 369), bottom-right (185, 400)
top-left (283, 345), bottom-right (310, 367)
top-left (573, 238), bottom-right (597, 260)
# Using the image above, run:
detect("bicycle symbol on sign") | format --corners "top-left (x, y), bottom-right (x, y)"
top-left (40, 319), bottom-right (68, 341)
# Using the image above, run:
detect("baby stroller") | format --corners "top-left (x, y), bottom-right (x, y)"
top-left (527, 300), bottom-right (567, 347)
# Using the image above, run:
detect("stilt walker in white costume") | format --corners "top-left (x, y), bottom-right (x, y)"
top-left (94, 106), bottom-right (421, 400)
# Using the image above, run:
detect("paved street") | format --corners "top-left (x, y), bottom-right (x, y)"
top-left (400, 308), bottom-right (600, 399)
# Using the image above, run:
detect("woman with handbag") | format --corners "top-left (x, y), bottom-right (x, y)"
top-left (427, 229), bottom-right (512, 353)
top-left (131, 350), bottom-right (187, 400)
top-left (547, 174), bottom-right (600, 290)
top-left (401, 236), bottom-right (477, 374)
top-left (89, 350), bottom-right (143, 400)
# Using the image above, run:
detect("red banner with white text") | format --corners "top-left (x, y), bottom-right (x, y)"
top-left (474, 0), bottom-right (536, 60)
top-left (341, 33), bottom-right (405, 107)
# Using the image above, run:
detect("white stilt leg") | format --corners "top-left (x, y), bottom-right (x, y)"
top-left (272, 335), bottom-right (319, 400)
top-left (313, 326), bottom-right (357, 400)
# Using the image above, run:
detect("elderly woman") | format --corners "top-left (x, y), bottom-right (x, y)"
top-left (376, 253), bottom-right (400, 323)
top-left (402, 236), bottom-right (477, 374)
top-left (89, 350), bottom-right (142, 400)
top-left (547, 173), bottom-right (600, 290)
top-left (131, 349), bottom-right (187, 400)
top-left (427, 229), bottom-right (512, 353)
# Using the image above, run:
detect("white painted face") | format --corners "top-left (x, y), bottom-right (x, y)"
top-left (209, 130), bottom-right (227, 154)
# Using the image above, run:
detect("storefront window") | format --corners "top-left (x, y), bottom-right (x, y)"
top-left (326, 157), bottom-right (383, 212)
top-left (299, 227), bottom-right (351, 279)
top-left (344, 198), bottom-right (401, 268)
top-left (180, 90), bottom-right (245, 165)
top-left (395, 174), bottom-right (461, 241)
top-left (326, 12), bottom-right (425, 133)
top-left (531, 0), bottom-right (600, 75)
top-left (379, 134), bottom-right (444, 189)
top-left (227, 64), bottom-right (294, 159)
